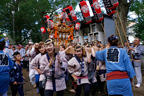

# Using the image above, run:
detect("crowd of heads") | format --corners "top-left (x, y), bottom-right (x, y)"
top-left (0, 34), bottom-right (142, 57)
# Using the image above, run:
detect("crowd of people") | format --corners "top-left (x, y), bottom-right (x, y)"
top-left (0, 34), bottom-right (144, 96)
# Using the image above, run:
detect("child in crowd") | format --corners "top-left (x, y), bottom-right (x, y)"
top-left (9, 52), bottom-right (24, 96)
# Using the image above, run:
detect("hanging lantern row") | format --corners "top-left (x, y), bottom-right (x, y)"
top-left (60, 0), bottom-right (119, 25)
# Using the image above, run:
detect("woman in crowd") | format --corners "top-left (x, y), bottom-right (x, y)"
top-left (30, 42), bottom-right (46, 96)
top-left (27, 43), bottom-right (39, 87)
top-left (68, 45), bottom-right (90, 96)
top-left (85, 44), bottom-right (99, 96)
top-left (40, 39), bottom-right (67, 96)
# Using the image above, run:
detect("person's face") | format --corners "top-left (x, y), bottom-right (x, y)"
top-left (17, 46), bottom-right (20, 50)
top-left (8, 46), bottom-right (11, 49)
top-left (39, 45), bottom-right (46, 54)
top-left (75, 48), bottom-right (83, 58)
top-left (25, 46), bottom-right (28, 50)
top-left (134, 38), bottom-right (140, 45)
top-left (45, 43), bottom-right (54, 54)
top-left (14, 54), bottom-right (22, 61)
top-left (125, 42), bottom-right (128, 46)
top-left (86, 44), bottom-right (91, 48)
top-left (12, 47), bottom-right (15, 50)
top-left (60, 46), bottom-right (65, 51)
top-left (35, 48), bottom-right (39, 54)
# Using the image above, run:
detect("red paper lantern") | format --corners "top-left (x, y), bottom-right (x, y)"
top-left (44, 15), bottom-right (50, 20)
top-left (75, 22), bottom-right (81, 31)
top-left (40, 27), bottom-right (46, 34)
top-left (104, 0), bottom-right (119, 10)
top-left (89, 0), bottom-right (104, 22)
top-left (62, 8), bottom-right (72, 27)
top-left (79, 0), bottom-right (92, 24)
top-left (67, 6), bottom-right (78, 22)
top-left (103, 0), bottom-right (115, 16)
top-left (64, 7), bottom-right (74, 24)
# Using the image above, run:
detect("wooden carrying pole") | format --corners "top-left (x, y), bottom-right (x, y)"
top-left (116, 11), bottom-right (129, 43)
top-left (114, 17), bottom-right (124, 47)
top-left (115, 11), bottom-right (133, 59)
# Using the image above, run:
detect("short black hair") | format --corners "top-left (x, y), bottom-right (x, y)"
top-left (108, 35), bottom-right (118, 46)
top-left (0, 40), bottom-right (5, 50)
top-left (75, 45), bottom-right (83, 51)
top-left (60, 45), bottom-right (66, 49)
top-left (12, 46), bottom-right (15, 48)
top-left (13, 51), bottom-right (20, 58)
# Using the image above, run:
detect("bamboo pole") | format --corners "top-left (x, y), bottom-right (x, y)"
top-left (116, 11), bottom-right (133, 59)
top-left (114, 17), bottom-right (124, 47)
top-left (116, 11), bottom-right (128, 42)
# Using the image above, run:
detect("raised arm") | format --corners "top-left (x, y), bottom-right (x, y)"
top-left (85, 46), bottom-right (91, 63)
top-left (91, 46), bottom-right (99, 57)
top-left (64, 46), bottom-right (73, 52)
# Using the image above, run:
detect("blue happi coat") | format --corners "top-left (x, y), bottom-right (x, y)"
top-left (95, 46), bottom-right (135, 96)
top-left (0, 50), bottom-right (14, 94)
top-left (9, 63), bottom-right (23, 83)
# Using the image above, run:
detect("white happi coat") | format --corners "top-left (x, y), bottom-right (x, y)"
top-left (30, 53), bottom-right (43, 74)
top-left (11, 50), bottom-right (17, 60)
top-left (20, 48), bottom-right (25, 58)
top-left (30, 53), bottom-right (45, 81)
top-left (97, 61), bottom-right (106, 82)
top-left (26, 47), bottom-right (36, 63)
top-left (40, 52), bottom-right (67, 91)
top-left (26, 47), bottom-right (37, 85)
top-left (68, 57), bottom-right (90, 85)
top-left (4, 48), bottom-right (13, 60)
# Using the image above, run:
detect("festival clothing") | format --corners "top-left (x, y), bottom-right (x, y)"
top-left (95, 46), bottom-right (135, 96)
top-left (0, 50), bottom-right (14, 94)
top-left (9, 63), bottom-right (24, 96)
top-left (40, 52), bottom-right (67, 91)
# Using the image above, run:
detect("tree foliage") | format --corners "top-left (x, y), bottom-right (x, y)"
top-left (130, 0), bottom-right (144, 41)
top-left (0, 0), bottom-right (77, 45)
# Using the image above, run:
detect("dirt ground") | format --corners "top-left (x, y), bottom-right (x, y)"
top-left (7, 68), bottom-right (144, 96)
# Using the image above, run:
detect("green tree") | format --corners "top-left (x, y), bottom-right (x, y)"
top-left (0, 0), bottom-right (77, 45)
top-left (130, 0), bottom-right (144, 41)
